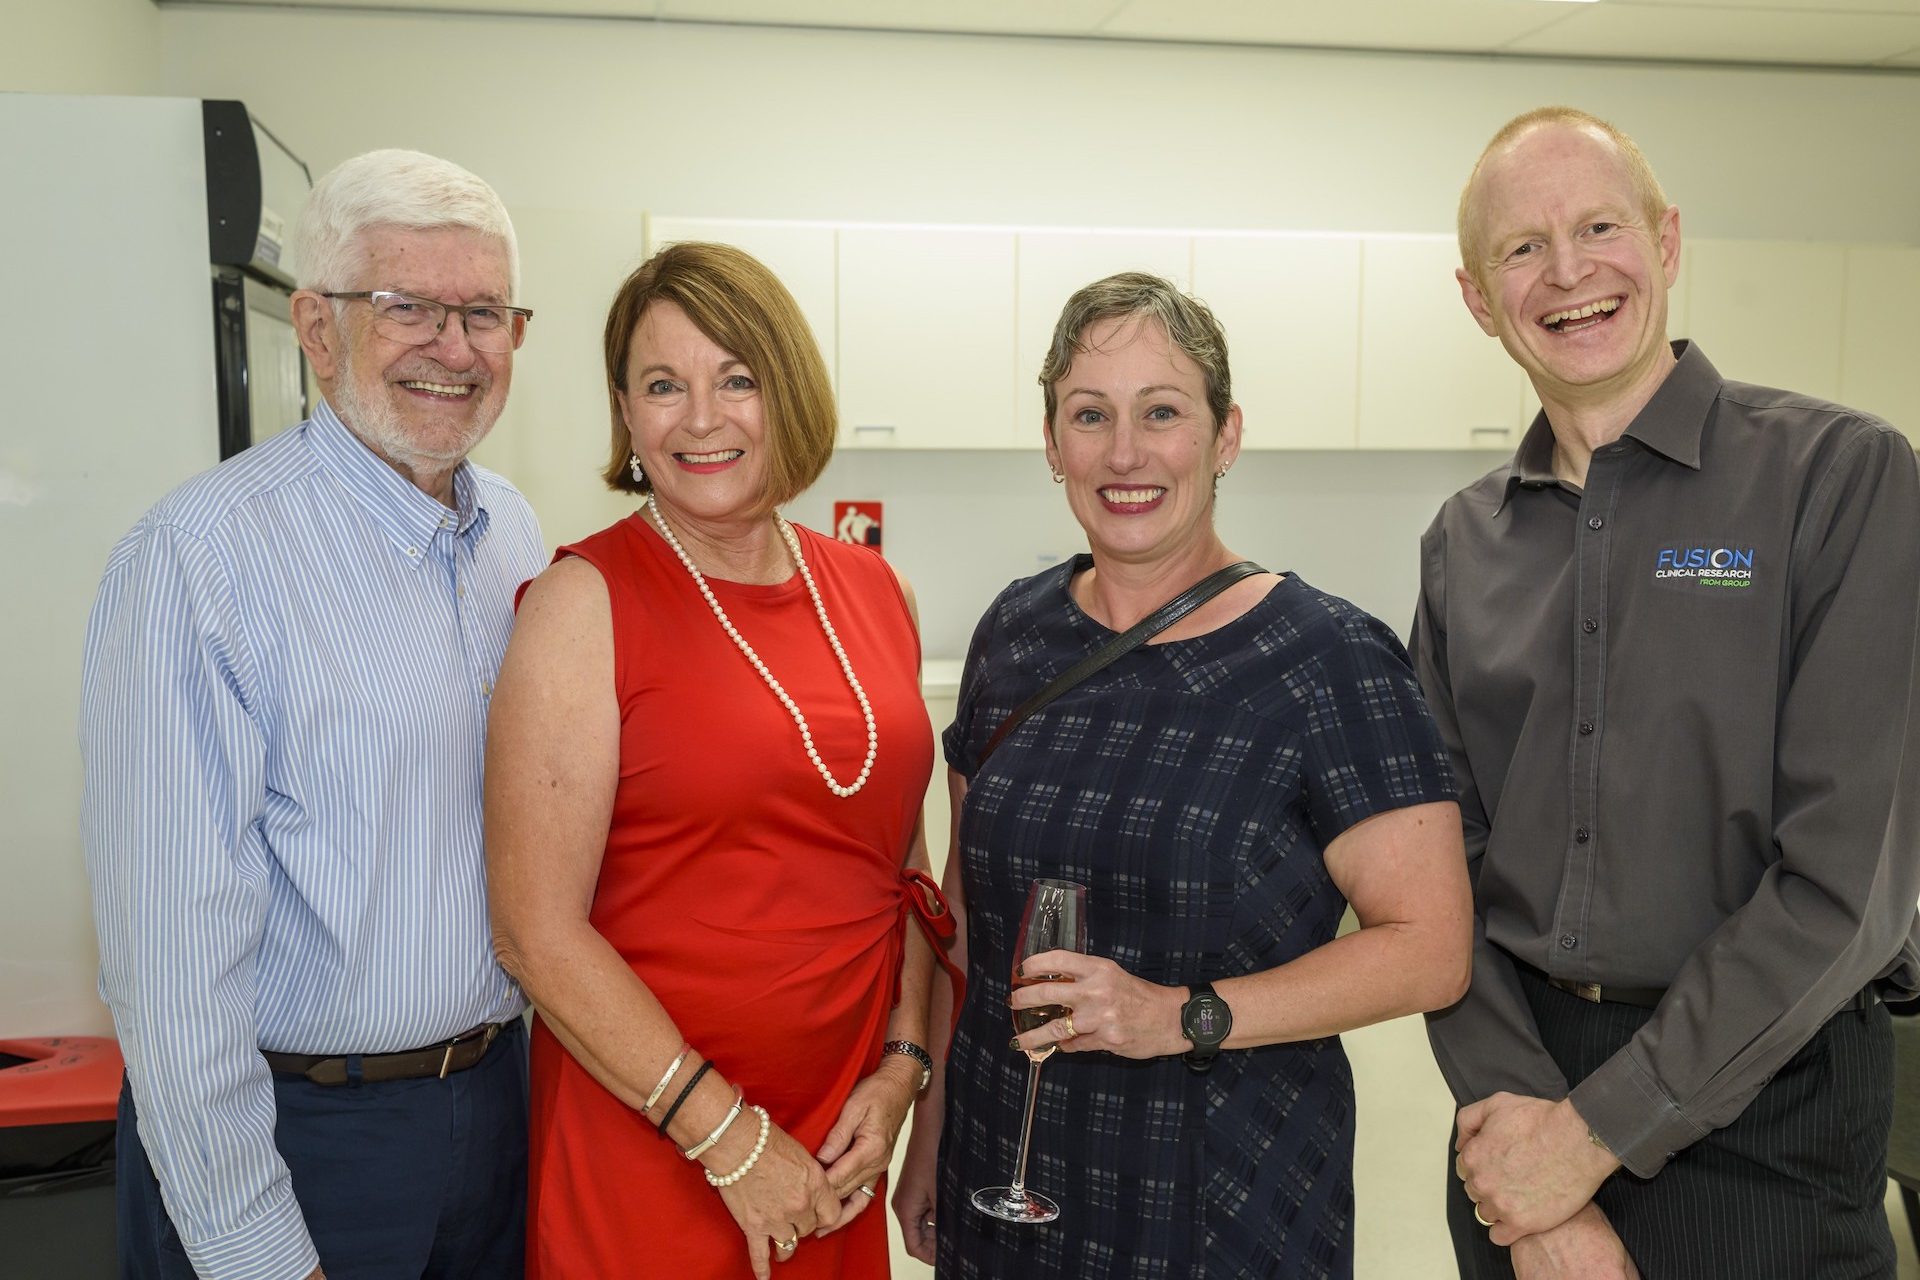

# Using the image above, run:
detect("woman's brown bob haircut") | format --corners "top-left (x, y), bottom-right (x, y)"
top-left (601, 241), bottom-right (836, 506)
top-left (1039, 272), bottom-right (1232, 434)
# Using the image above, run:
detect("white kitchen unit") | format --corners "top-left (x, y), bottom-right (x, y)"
top-left (837, 226), bottom-right (1020, 449)
top-left (1683, 239), bottom-right (1847, 403)
top-left (1013, 229), bottom-right (1193, 436)
top-left (1357, 237), bottom-right (1529, 451)
top-left (1192, 233), bottom-right (1362, 450)
top-left (1839, 245), bottom-right (1920, 443)
top-left (644, 216), bottom-right (840, 394)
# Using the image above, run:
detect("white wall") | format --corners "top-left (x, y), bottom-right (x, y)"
top-left (5, 0), bottom-right (162, 95)
top-left (151, 9), bottom-right (1920, 656)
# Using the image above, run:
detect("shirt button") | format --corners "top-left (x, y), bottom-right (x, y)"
top-left (457, 584), bottom-right (466, 598)
top-left (1588, 516), bottom-right (1604, 530)
top-left (1582, 617), bottom-right (1598, 633)
top-left (1575, 827), bottom-right (1591, 844)
top-left (1560, 934), bottom-right (1578, 950)
top-left (481, 680), bottom-right (492, 695)
top-left (407, 547), bottom-right (420, 558)
top-left (1579, 721), bottom-right (1595, 735)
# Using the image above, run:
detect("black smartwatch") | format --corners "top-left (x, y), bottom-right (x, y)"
top-left (1179, 981), bottom-right (1232, 1073)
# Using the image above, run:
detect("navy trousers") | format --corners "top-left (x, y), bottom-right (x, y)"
top-left (1450, 966), bottom-right (1895, 1279)
top-left (118, 1019), bottom-right (528, 1280)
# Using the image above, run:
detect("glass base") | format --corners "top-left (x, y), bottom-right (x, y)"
top-left (970, 1185), bottom-right (1060, 1224)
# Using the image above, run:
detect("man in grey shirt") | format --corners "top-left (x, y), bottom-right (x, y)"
top-left (1415, 105), bottom-right (1920, 1278)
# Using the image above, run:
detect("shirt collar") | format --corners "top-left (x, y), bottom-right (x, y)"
top-left (1495, 340), bottom-right (1720, 514)
top-left (306, 398), bottom-right (487, 567)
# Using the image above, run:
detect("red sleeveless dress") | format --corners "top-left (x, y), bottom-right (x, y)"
top-left (526, 514), bottom-right (933, 1279)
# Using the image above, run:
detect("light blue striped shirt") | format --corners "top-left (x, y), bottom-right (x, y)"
top-left (80, 400), bottom-right (545, 1280)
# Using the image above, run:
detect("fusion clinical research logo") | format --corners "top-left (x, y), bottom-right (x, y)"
top-left (1653, 544), bottom-right (1756, 590)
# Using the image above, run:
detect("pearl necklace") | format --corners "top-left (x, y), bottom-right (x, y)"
top-left (644, 497), bottom-right (878, 798)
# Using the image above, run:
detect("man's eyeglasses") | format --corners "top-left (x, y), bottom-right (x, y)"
top-left (323, 291), bottom-right (533, 354)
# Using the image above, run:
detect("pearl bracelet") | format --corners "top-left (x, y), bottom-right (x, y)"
top-left (705, 1104), bottom-right (771, 1188)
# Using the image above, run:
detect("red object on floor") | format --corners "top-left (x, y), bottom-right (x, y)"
top-left (0, 1038), bottom-right (124, 1126)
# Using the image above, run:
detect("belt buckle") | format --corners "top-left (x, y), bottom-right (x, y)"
top-left (1574, 982), bottom-right (1603, 1004)
top-left (438, 1022), bottom-right (501, 1080)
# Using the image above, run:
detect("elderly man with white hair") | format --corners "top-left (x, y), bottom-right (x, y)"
top-left (82, 148), bottom-right (543, 1280)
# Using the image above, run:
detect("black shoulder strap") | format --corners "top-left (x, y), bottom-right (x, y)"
top-left (978, 560), bottom-right (1265, 767)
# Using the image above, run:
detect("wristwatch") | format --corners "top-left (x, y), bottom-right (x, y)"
top-left (1180, 981), bottom-right (1232, 1073)
top-left (882, 1039), bottom-right (934, 1092)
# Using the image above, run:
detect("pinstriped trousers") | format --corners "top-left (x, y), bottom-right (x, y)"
top-left (1449, 965), bottom-right (1896, 1280)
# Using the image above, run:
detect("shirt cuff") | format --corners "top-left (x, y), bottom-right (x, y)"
top-left (1568, 1049), bottom-right (1708, 1179)
top-left (182, 1185), bottom-right (319, 1280)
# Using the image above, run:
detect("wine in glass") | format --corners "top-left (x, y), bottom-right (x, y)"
top-left (971, 877), bottom-right (1088, 1224)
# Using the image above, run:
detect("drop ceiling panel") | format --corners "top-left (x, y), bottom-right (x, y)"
top-left (175, 0), bottom-right (661, 12)
top-left (1098, 0), bottom-right (1570, 50)
top-left (656, 0), bottom-right (1126, 33)
top-left (1505, 5), bottom-right (1920, 62)
top-left (153, 0), bottom-right (1920, 68)
top-left (1614, 0), bottom-right (1920, 13)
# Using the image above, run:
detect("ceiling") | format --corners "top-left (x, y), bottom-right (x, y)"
top-left (165, 0), bottom-right (1920, 69)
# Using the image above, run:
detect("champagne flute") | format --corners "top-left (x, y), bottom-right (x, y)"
top-left (971, 877), bottom-right (1088, 1224)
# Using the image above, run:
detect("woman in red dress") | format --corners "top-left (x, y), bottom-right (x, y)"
top-left (487, 243), bottom-right (951, 1279)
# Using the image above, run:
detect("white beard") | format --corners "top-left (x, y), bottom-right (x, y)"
top-left (330, 339), bottom-right (502, 472)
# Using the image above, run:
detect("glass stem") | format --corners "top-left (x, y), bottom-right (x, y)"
top-left (1009, 1057), bottom-right (1044, 1196)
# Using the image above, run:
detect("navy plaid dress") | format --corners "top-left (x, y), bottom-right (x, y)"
top-left (936, 560), bottom-right (1458, 1279)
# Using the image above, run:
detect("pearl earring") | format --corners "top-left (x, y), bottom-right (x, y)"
top-left (1050, 469), bottom-right (1065, 484)
top-left (629, 454), bottom-right (646, 484)
top-left (1215, 466), bottom-right (1230, 479)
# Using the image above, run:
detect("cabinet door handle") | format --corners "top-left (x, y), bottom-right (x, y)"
top-left (1469, 426), bottom-right (1513, 447)
top-left (851, 424), bottom-right (897, 444)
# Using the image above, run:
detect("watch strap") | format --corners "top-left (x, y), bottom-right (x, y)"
top-left (882, 1039), bottom-right (933, 1092)
top-left (1181, 981), bottom-right (1230, 1073)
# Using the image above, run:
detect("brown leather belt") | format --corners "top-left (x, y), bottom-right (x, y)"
top-left (261, 1021), bottom-right (510, 1086)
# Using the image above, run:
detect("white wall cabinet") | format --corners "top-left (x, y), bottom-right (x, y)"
top-left (645, 216), bottom-right (840, 394)
top-left (1013, 230), bottom-right (1192, 442)
top-left (1683, 239), bottom-right (1846, 403)
top-left (642, 216), bottom-right (1916, 452)
top-left (1839, 246), bottom-right (1920, 443)
top-left (837, 226), bottom-right (1019, 448)
top-left (1358, 237), bottom-right (1527, 451)
top-left (1192, 233), bottom-right (1361, 450)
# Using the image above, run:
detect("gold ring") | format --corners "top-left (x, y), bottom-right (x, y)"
top-left (1059, 1013), bottom-right (1077, 1039)
top-left (857, 1184), bottom-right (875, 1198)
top-left (1473, 1203), bottom-right (1494, 1229)
top-left (777, 1234), bottom-right (798, 1252)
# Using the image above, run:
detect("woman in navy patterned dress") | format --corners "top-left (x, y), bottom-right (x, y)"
top-left (893, 274), bottom-right (1474, 1278)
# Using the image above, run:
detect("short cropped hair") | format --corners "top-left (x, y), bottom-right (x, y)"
top-left (1457, 106), bottom-right (1668, 279)
top-left (601, 242), bottom-right (836, 505)
top-left (294, 148), bottom-right (519, 298)
top-left (1039, 272), bottom-right (1232, 433)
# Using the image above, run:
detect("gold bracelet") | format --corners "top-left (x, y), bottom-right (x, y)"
top-left (644, 1042), bottom-right (692, 1114)
top-left (683, 1086), bottom-right (745, 1160)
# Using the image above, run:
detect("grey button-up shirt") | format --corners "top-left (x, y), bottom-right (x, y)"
top-left (1412, 341), bottom-right (1920, 1177)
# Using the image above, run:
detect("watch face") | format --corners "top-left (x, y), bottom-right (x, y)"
top-left (1185, 994), bottom-right (1229, 1047)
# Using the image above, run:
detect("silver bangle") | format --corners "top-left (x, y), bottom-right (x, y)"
top-left (706, 1105), bottom-right (772, 1187)
top-left (644, 1042), bottom-right (692, 1114)
top-left (683, 1086), bottom-right (745, 1160)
